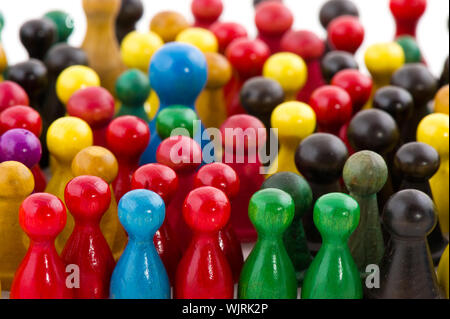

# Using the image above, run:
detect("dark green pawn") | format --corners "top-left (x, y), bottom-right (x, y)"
top-left (115, 69), bottom-right (151, 121)
top-left (261, 172), bottom-right (313, 284)
top-left (0, 11), bottom-right (4, 41)
top-left (44, 11), bottom-right (74, 43)
top-left (343, 151), bottom-right (386, 273)
top-left (156, 105), bottom-right (199, 140)
top-left (238, 188), bottom-right (297, 299)
top-left (396, 36), bottom-right (422, 64)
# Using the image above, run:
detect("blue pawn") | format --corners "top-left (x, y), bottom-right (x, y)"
top-left (140, 42), bottom-right (208, 165)
top-left (110, 189), bottom-right (170, 299)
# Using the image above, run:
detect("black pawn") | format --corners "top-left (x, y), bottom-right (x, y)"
top-left (115, 0), bottom-right (144, 44)
top-left (319, 0), bottom-right (359, 29)
top-left (321, 51), bottom-right (358, 83)
top-left (369, 190), bottom-right (444, 299)
top-left (295, 133), bottom-right (349, 254)
top-left (439, 56), bottom-right (449, 87)
top-left (20, 18), bottom-right (57, 61)
top-left (253, 0), bottom-right (283, 7)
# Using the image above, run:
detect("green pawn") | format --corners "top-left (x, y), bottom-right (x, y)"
top-left (0, 11), bottom-right (4, 41)
top-left (261, 172), bottom-right (313, 284)
top-left (238, 188), bottom-right (297, 299)
top-left (156, 105), bottom-right (199, 140)
top-left (302, 193), bottom-right (363, 299)
top-left (44, 11), bottom-right (74, 43)
top-left (396, 36), bottom-right (422, 64)
top-left (344, 151), bottom-right (386, 273)
top-left (115, 69), bottom-right (151, 121)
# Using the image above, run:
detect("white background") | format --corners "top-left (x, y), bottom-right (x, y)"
top-left (0, 0), bottom-right (449, 77)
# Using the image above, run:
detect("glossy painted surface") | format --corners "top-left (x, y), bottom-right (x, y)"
top-left (389, 0), bottom-right (427, 38)
top-left (156, 105), bottom-right (198, 140)
top-left (0, 128), bottom-right (42, 169)
top-left (19, 18), bottom-right (56, 61)
top-left (0, 81), bottom-right (29, 113)
top-left (434, 85), bottom-right (449, 115)
top-left (115, 0), bottom-right (144, 43)
top-left (120, 31), bottom-right (163, 72)
top-left (321, 51), bottom-right (358, 84)
top-left (0, 105), bottom-right (41, 136)
top-left (150, 11), bottom-right (189, 43)
top-left (396, 36), bottom-right (422, 63)
top-left (327, 15), bottom-right (364, 54)
top-left (56, 65), bottom-right (100, 105)
top-left (176, 28), bottom-right (218, 53)
top-left (44, 10), bottom-right (74, 43)
top-left (331, 69), bottom-right (373, 113)
top-left (319, 0), bottom-right (359, 29)
top-left (191, 0), bottom-right (223, 29)
top-left (210, 22), bottom-right (248, 54)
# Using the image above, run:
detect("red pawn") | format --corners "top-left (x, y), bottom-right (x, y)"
top-left (67, 87), bottom-right (115, 148)
top-left (61, 176), bottom-right (115, 299)
top-left (191, 0), bottom-right (224, 29)
top-left (224, 38), bottom-right (270, 116)
top-left (131, 163), bottom-right (181, 285)
top-left (255, 1), bottom-right (294, 53)
top-left (327, 15), bottom-right (365, 54)
top-left (210, 22), bottom-right (248, 54)
top-left (310, 85), bottom-right (353, 136)
top-left (390, 0), bottom-right (427, 38)
top-left (0, 81), bottom-right (29, 113)
top-left (194, 163), bottom-right (243, 283)
top-left (175, 186), bottom-right (233, 299)
top-left (220, 115), bottom-right (266, 242)
top-left (281, 30), bottom-right (326, 102)
top-left (156, 136), bottom-right (202, 253)
top-left (0, 105), bottom-right (46, 192)
top-left (10, 193), bottom-right (72, 299)
top-left (331, 69), bottom-right (373, 113)
top-left (107, 116), bottom-right (150, 201)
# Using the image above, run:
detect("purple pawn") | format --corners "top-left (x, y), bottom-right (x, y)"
top-left (0, 128), bottom-right (42, 168)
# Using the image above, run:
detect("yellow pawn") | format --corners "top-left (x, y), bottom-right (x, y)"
top-left (438, 245), bottom-right (449, 298)
top-left (176, 27), bottom-right (218, 53)
top-left (0, 44), bottom-right (6, 81)
top-left (196, 52), bottom-right (231, 129)
top-left (434, 85), bottom-right (449, 115)
top-left (150, 11), bottom-right (190, 43)
top-left (71, 146), bottom-right (127, 260)
top-left (267, 101), bottom-right (316, 177)
top-left (45, 117), bottom-right (93, 252)
top-left (417, 113), bottom-right (449, 240)
top-left (120, 31), bottom-right (163, 73)
top-left (0, 161), bottom-right (34, 290)
top-left (263, 52), bottom-right (307, 101)
top-left (56, 65), bottom-right (101, 105)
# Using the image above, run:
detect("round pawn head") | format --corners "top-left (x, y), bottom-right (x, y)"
top-left (390, 0), bottom-right (427, 22)
top-left (220, 114), bottom-right (267, 152)
top-left (183, 186), bottom-right (230, 233)
top-left (396, 36), bottom-right (422, 63)
top-left (194, 163), bottom-right (240, 199)
top-left (204, 52), bottom-right (232, 90)
top-left (0, 161), bottom-right (34, 198)
top-left (150, 42), bottom-right (208, 107)
top-left (156, 135), bottom-right (202, 172)
top-left (434, 85), bottom-right (449, 115)
top-left (271, 101), bottom-right (316, 141)
top-left (383, 189), bottom-right (436, 239)
top-left (321, 51), bottom-right (358, 83)
top-left (19, 193), bottom-right (66, 241)
top-left (225, 38), bottom-right (271, 79)
top-left (156, 105), bottom-right (198, 140)
top-left (280, 30), bottom-right (325, 62)
top-left (262, 172), bottom-right (313, 218)
top-left (120, 31), bottom-right (164, 71)
top-left (348, 109), bottom-right (400, 154)
top-left (313, 192), bottom-right (360, 241)
top-left (67, 87), bottom-right (115, 129)
top-left (343, 151), bottom-right (388, 196)
top-left (255, 1), bottom-right (294, 36)
top-left (6, 60), bottom-right (48, 98)
top-left (191, 0), bottom-right (223, 25)
top-left (0, 128), bottom-right (42, 168)
top-left (71, 146), bottom-right (118, 183)
top-left (263, 52), bottom-right (308, 94)
top-left (0, 105), bottom-right (42, 137)
top-left (327, 15), bottom-right (365, 54)
top-left (395, 142), bottom-right (440, 182)
top-left (150, 11), bottom-right (190, 43)
top-left (372, 85), bottom-right (414, 125)
top-left (118, 189), bottom-right (165, 239)
top-left (391, 63), bottom-right (438, 106)
top-left (176, 28), bottom-right (218, 53)
top-left (115, 69), bottom-right (151, 107)
top-left (295, 133), bottom-right (349, 184)
top-left (417, 113), bottom-right (449, 157)
top-left (249, 188), bottom-right (294, 236)
top-left (210, 22), bottom-right (248, 54)
top-left (131, 163), bottom-right (178, 203)
top-left (56, 65), bottom-right (100, 104)
top-left (319, 0), bottom-right (359, 29)
top-left (331, 69), bottom-right (373, 112)
top-left (47, 116), bottom-right (93, 163)
top-left (116, 0), bottom-right (144, 39)
top-left (0, 81), bottom-right (30, 113)
top-left (44, 10), bottom-right (74, 43)
top-left (65, 175), bottom-right (111, 223)
top-left (44, 44), bottom-right (89, 76)
top-left (19, 19), bottom-right (57, 60)
top-left (364, 42), bottom-right (405, 80)
top-left (106, 115), bottom-right (150, 159)
top-left (309, 85), bottom-right (352, 133)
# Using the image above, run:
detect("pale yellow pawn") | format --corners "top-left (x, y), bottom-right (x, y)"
top-left (263, 52), bottom-right (307, 101)
top-left (45, 117), bottom-right (93, 252)
top-left (267, 101), bottom-right (316, 177)
top-left (434, 85), bottom-right (449, 115)
top-left (176, 27), bottom-right (218, 53)
top-left (417, 113), bottom-right (449, 240)
top-left (0, 161), bottom-right (34, 290)
top-left (196, 52), bottom-right (231, 129)
top-left (438, 245), bottom-right (449, 299)
top-left (71, 146), bottom-right (127, 260)
top-left (150, 11), bottom-right (190, 43)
